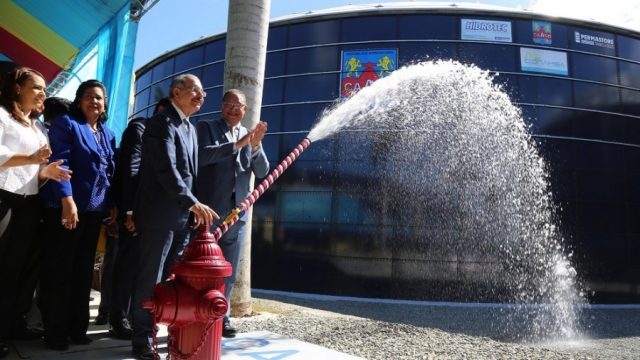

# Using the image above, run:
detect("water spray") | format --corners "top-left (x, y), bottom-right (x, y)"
top-left (211, 138), bottom-right (311, 241)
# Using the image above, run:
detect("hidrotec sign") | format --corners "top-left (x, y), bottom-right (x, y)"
top-left (461, 19), bottom-right (512, 42)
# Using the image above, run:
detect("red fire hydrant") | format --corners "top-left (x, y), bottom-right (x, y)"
top-left (143, 226), bottom-right (232, 360)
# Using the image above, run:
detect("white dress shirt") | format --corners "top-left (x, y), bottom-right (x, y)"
top-left (0, 107), bottom-right (48, 195)
top-left (171, 102), bottom-right (190, 129)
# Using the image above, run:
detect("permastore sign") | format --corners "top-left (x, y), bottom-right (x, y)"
top-left (461, 19), bottom-right (512, 42)
top-left (574, 31), bottom-right (615, 50)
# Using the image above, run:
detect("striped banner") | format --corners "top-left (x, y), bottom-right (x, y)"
top-left (0, 0), bottom-right (128, 82)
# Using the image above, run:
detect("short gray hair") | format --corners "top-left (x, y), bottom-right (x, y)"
top-left (170, 74), bottom-right (195, 96)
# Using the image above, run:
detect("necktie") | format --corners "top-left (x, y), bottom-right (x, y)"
top-left (182, 119), bottom-right (193, 153)
top-left (233, 126), bottom-right (239, 142)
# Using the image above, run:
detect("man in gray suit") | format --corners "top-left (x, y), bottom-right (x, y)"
top-left (196, 89), bottom-right (269, 337)
top-left (131, 74), bottom-right (217, 360)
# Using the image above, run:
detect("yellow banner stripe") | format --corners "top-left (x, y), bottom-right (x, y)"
top-left (0, 1), bottom-right (78, 68)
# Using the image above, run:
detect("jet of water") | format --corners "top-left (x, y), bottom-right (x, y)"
top-left (307, 60), bottom-right (585, 341)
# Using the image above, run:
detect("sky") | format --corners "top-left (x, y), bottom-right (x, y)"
top-left (133, 0), bottom-right (640, 70)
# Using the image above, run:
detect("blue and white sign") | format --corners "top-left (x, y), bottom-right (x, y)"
top-left (520, 47), bottom-right (568, 76)
top-left (461, 19), bottom-right (512, 42)
top-left (573, 30), bottom-right (615, 50)
top-left (223, 331), bottom-right (364, 359)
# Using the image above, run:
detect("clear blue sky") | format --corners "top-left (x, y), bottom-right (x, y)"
top-left (133, 0), bottom-right (529, 70)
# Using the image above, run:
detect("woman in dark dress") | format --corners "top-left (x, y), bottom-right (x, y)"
top-left (39, 80), bottom-right (117, 350)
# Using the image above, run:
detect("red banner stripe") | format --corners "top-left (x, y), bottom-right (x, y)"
top-left (0, 27), bottom-right (62, 82)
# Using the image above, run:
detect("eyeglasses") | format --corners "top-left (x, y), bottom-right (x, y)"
top-left (222, 102), bottom-right (246, 110)
top-left (181, 85), bottom-right (207, 98)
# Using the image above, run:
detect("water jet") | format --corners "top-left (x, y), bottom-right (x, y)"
top-left (308, 60), bottom-right (584, 341)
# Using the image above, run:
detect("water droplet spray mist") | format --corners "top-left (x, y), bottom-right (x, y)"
top-left (305, 60), bottom-right (585, 342)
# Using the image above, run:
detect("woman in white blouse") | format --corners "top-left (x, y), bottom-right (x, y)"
top-left (0, 67), bottom-right (71, 359)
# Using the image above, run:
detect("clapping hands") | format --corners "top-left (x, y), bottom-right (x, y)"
top-left (235, 121), bottom-right (268, 150)
top-left (251, 121), bottom-right (267, 149)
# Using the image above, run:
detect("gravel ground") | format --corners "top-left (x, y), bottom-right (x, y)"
top-left (234, 292), bottom-right (640, 360)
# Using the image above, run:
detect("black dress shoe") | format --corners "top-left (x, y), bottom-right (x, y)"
top-left (109, 318), bottom-right (133, 340)
top-left (0, 342), bottom-right (9, 359)
top-left (44, 337), bottom-right (69, 351)
top-left (70, 335), bottom-right (93, 345)
top-left (94, 312), bottom-right (109, 325)
top-left (132, 344), bottom-right (159, 360)
top-left (222, 318), bottom-right (237, 338)
top-left (11, 327), bottom-right (43, 340)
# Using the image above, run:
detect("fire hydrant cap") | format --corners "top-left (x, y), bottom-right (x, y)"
top-left (172, 226), bottom-right (232, 288)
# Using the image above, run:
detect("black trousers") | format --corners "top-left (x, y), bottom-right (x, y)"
top-left (39, 208), bottom-right (105, 341)
top-left (131, 225), bottom-right (190, 347)
top-left (107, 221), bottom-right (140, 323)
top-left (98, 234), bottom-right (116, 316)
top-left (0, 190), bottom-right (41, 339)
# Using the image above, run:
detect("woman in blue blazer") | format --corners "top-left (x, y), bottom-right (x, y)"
top-left (39, 80), bottom-right (117, 351)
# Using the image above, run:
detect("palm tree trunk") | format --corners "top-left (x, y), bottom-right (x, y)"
top-left (223, 0), bottom-right (271, 317)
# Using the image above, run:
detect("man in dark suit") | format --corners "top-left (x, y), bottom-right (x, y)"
top-left (196, 89), bottom-right (269, 337)
top-left (101, 98), bottom-right (172, 340)
top-left (131, 75), bottom-right (216, 360)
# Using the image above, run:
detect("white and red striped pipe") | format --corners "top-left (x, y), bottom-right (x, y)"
top-left (212, 138), bottom-right (311, 241)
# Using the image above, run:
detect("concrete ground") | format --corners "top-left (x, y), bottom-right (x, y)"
top-left (4, 290), bottom-right (361, 360)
